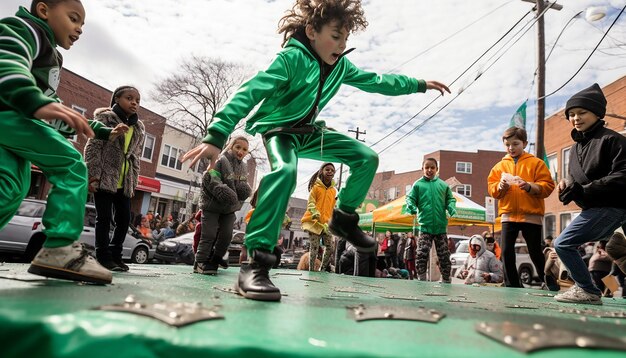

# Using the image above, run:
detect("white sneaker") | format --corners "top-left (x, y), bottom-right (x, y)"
top-left (28, 242), bottom-right (112, 284)
top-left (554, 285), bottom-right (602, 305)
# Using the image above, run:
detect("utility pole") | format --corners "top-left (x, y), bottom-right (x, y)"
top-left (337, 127), bottom-right (366, 190)
top-left (522, 0), bottom-right (562, 160)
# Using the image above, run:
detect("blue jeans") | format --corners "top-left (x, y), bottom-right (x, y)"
top-left (554, 207), bottom-right (626, 295)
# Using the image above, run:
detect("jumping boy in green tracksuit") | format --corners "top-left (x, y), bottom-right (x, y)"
top-left (0, 1), bottom-right (127, 284)
top-left (182, 0), bottom-right (450, 301)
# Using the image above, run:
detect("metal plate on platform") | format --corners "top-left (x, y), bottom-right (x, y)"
top-left (347, 304), bottom-right (445, 323)
top-left (476, 321), bottom-right (626, 353)
top-left (379, 294), bottom-right (422, 301)
top-left (96, 296), bottom-right (223, 327)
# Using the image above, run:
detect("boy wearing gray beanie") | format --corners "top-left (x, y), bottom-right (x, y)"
top-left (553, 83), bottom-right (626, 305)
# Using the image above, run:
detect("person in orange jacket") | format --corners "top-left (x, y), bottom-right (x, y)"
top-left (488, 127), bottom-right (555, 288)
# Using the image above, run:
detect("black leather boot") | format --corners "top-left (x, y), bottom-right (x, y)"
top-left (235, 249), bottom-right (281, 301)
top-left (328, 208), bottom-right (376, 252)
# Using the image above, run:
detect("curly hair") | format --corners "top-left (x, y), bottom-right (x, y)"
top-left (278, 0), bottom-right (368, 47)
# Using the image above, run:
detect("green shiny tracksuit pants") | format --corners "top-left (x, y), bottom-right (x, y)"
top-left (246, 129), bottom-right (378, 255)
top-left (0, 111), bottom-right (88, 247)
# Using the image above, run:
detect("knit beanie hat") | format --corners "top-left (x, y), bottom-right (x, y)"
top-left (564, 83), bottom-right (606, 119)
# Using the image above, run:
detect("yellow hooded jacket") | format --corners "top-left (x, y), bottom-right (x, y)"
top-left (301, 178), bottom-right (337, 235)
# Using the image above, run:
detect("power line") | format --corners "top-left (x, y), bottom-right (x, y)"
top-left (541, 3), bottom-right (626, 100)
top-left (370, 9), bottom-right (534, 150)
top-left (385, 0), bottom-right (516, 73)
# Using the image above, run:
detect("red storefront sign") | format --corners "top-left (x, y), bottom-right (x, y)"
top-left (136, 175), bottom-right (161, 193)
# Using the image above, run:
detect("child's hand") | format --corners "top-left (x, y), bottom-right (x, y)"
top-left (88, 177), bottom-right (99, 193)
top-left (549, 250), bottom-right (558, 260)
top-left (34, 102), bottom-right (95, 138)
top-left (498, 180), bottom-right (509, 191)
top-left (110, 123), bottom-right (129, 140)
top-left (518, 180), bottom-right (532, 193)
top-left (557, 179), bottom-right (567, 193)
top-left (426, 81), bottom-right (451, 96)
top-left (180, 143), bottom-right (220, 169)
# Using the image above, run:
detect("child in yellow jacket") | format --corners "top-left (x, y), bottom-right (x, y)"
top-left (301, 163), bottom-right (337, 272)
top-left (488, 127), bottom-right (555, 288)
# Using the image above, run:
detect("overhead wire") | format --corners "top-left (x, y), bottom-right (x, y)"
top-left (369, 9), bottom-right (534, 149)
top-left (377, 2), bottom-right (559, 155)
top-left (540, 3), bottom-right (626, 100)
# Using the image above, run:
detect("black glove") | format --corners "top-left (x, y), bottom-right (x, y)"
top-left (559, 182), bottom-right (583, 205)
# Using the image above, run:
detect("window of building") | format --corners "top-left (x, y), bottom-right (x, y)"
top-left (387, 187), bottom-right (397, 201)
top-left (544, 214), bottom-right (556, 239)
top-left (456, 162), bottom-right (472, 174)
top-left (547, 153), bottom-right (558, 181)
top-left (562, 148), bottom-right (570, 180)
top-left (405, 184), bottom-right (412, 195)
top-left (455, 184), bottom-right (471, 197)
top-left (560, 212), bottom-right (581, 232)
top-left (160, 144), bottom-right (183, 170)
top-left (142, 134), bottom-right (155, 161)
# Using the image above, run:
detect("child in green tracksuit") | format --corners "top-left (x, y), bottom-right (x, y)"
top-left (0, 1), bottom-right (126, 284)
top-left (406, 158), bottom-right (457, 283)
top-left (182, 0), bottom-right (450, 301)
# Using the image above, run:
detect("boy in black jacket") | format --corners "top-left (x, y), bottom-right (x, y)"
top-left (553, 83), bottom-right (626, 305)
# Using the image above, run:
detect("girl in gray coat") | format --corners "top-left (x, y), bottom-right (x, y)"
top-left (84, 86), bottom-right (145, 272)
top-left (195, 136), bottom-right (252, 274)
top-left (457, 235), bottom-right (503, 284)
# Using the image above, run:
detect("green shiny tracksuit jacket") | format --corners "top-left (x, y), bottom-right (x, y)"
top-left (0, 8), bottom-right (111, 247)
top-left (202, 32), bottom-right (427, 254)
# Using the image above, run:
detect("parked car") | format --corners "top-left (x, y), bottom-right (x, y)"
top-left (0, 199), bottom-right (155, 264)
top-left (448, 234), bottom-right (471, 253)
top-left (450, 239), bottom-right (470, 277)
top-left (154, 230), bottom-right (244, 266)
top-left (450, 240), bottom-right (538, 285)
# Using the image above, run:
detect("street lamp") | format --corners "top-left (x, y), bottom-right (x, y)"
top-left (522, 1), bottom-right (616, 159)
top-left (585, 6), bottom-right (607, 22)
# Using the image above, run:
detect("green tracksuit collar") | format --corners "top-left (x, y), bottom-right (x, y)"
top-left (287, 28), bottom-right (355, 77)
top-left (16, 6), bottom-right (57, 48)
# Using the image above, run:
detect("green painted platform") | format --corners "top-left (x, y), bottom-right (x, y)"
top-left (0, 263), bottom-right (625, 357)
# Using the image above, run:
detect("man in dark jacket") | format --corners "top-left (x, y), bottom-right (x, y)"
top-left (553, 83), bottom-right (626, 305)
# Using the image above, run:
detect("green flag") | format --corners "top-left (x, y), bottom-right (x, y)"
top-left (509, 102), bottom-right (527, 129)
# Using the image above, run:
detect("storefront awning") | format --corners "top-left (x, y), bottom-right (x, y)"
top-left (137, 175), bottom-right (161, 193)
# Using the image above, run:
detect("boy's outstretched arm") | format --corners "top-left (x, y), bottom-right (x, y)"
top-left (426, 81), bottom-right (451, 96)
top-left (180, 143), bottom-right (220, 170)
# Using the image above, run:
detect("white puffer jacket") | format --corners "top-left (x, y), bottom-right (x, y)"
top-left (457, 235), bottom-right (503, 284)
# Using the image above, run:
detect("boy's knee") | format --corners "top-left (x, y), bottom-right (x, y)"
top-left (363, 149), bottom-right (379, 169)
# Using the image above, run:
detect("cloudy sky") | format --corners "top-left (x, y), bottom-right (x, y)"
top-left (3, 0), bottom-right (625, 199)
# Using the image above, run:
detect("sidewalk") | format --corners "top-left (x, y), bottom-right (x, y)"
top-left (0, 262), bottom-right (625, 357)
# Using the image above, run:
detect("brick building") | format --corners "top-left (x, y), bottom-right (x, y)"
top-left (366, 149), bottom-right (505, 236)
top-left (543, 75), bottom-right (626, 239)
top-left (28, 69), bottom-right (167, 215)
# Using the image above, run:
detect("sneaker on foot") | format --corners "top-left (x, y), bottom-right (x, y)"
top-left (28, 242), bottom-right (112, 284)
top-left (554, 285), bottom-right (602, 305)
top-left (99, 259), bottom-right (124, 272)
top-left (195, 262), bottom-right (218, 275)
top-left (113, 258), bottom-right (129, 272)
